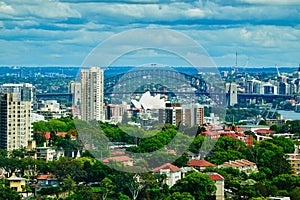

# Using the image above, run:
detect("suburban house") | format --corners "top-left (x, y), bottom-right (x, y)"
top-left (152, 163), bottom-right (181, 187)
top-left (37, 174), bottom-right (59, 187)
top-left (102, 156), bottom-right (134, 166)
top-left (218, 159), bottom-right (258, 174)
top-left (207, 173), bottom-right (225, 200)
top-left (7, 173), bottom-right (26, 192)
top-left (188, 159), bottom-right (216, 171)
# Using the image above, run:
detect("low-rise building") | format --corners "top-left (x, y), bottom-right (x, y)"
top-left (286, 154), bottom-right (300, 176)
top-left (36, 146), bottom-right (57, 162)
top-left (7, 173), bottom-right (26, 192)
top-left (152, 163), bottom-right (181, 187)
top-left (207, 173), bottom-right (225, 200)
top-left (37, 174), bottom-right (59, 187)
top-left (102, 156), bottom-right (134, 166)
top-left (188, 159), bottom-right (216, 171)
top-left (218, 159), bottom-right (258, 174)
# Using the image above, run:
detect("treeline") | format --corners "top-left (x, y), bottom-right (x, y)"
top-left (8, 117), bottom-right (300, 199)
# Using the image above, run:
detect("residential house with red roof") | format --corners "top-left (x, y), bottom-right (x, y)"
top-left (218, 159), bottom-right (258, 174)
top-left (207, 173), bottom-right (225, 200)
top-left (152, 163), bottom-right (181, 187)
top-left (37, 174), bottom-right (59, 187)
top-left (188, 159), bottom-right (216, 171)
top-left (102, 156), bottom-right (134, 166)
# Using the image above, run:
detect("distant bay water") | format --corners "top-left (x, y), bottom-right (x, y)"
top-left (278, 110), bottom-right (300, 120)
top-left (0, 66), bottom-right (298, 78)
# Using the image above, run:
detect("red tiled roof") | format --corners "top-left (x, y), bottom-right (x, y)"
top-left (37, 174), bottom-right (56, 180)
top-left (208, 173), bottom-right (224, 181)
top-left (56, 132), bottom-right (76, 139)
top-left (220, 159), bottom-right (256, 168)
top-left (289, 155), bottom-right (300, 160)
top-left (189, 159), bottom-right (216, 167)
top-left (153, 163), bottom-right (180, 173)
top-left (102, 156), bottom-right (133, 164)
top-left (111, 151), bottom-right (126, 155)
top-left (220, 132), bottom-right (238, 138)
top-left (45, 132), bottom-right (76, 140)
top-left (254, 129), bottom-right (275, 134)
top-left (45, 132), bottom-right (51, 140)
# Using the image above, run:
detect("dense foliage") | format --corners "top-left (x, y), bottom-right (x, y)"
top-left (2, 117), bottom-right (300, 199)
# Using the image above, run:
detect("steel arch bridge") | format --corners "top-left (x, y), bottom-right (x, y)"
top-left (104, 68), bottom-right (208, 96)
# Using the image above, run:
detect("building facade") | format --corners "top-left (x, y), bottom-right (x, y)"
top-left (0, 92), bottom-right (33, 151)
top-left (69, 81), bottom-right (81, 118)
top-left (80, 67), bottom-right (104, 121)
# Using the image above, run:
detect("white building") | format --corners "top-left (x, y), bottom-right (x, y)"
top-left (80, 67), bottom-right (104, 121)
top-left (0, 92), bottom-right (33, 151)
top-left (153, 163), bottom-right (181, 187)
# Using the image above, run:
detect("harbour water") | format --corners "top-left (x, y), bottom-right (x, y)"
top-left (278, 110), bottom-right (300, 120)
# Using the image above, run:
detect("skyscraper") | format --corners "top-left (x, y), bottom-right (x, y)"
top-left (80, 67), bottom-right (104, 121)
top-left (69, 81), bottom-right (81, 118)
top-left (0, 83), bottom-right (34, 151)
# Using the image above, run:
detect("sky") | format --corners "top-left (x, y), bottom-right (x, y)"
top-left (0, 0), bottom-right (300, 67)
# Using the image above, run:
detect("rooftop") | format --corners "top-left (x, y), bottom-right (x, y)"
top-left (189, 159), bottom-right (216, 167)
top-left (102, 156), bottom-right (133, 164)
top-left (153, 163), bottom-right (180, 173)
top-left (207, 173), bottom-right (224, 181)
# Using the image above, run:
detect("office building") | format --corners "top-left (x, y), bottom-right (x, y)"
top-left (80, 67), bottom-right (104, 121)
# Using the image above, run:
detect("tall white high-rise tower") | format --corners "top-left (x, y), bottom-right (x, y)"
top-left (80, 67), bottom-right (104, 121)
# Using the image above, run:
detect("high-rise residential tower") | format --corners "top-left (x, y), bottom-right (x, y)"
top-left (69, 81), bottom-right (81, 118)
top-left (80, 67), bottom-right (104, 121)
top-left (0, 83), bottom-right (34, 151)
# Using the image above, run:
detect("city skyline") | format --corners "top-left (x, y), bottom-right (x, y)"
top-left (0, 1), bottom-right (300, 67)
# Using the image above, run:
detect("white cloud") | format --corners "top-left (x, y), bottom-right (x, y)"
top-left (240, 0), bottom-right (300, 5)
top-left (0, 0), bottom-right (299, 66)
top-left (0, 1), bottom-right (14, 13)
top-left (1, 0), bottom-right (81, 19)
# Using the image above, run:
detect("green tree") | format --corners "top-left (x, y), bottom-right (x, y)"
top-left (51, 158), bottom-right (87, 182)
top-left (99, 177), bottom-right (116, 200)
top-left (238, 185), bottom-right (261, 199)
top-left (64, 174), bottom-right (76, 196)
top-left (270, 136), bottom-right (295, 153)
top-left (258, 120), bottom-right (267, 125)
top-left (256, 141), bottom-right (292, 178)
top-left (0, 184), bottom-right (22, 200)
top-left (171, 172), bottom-right (216, 200)
top-left (166, 192), bottom-right (195, 200)
top-left (271, 174), bottom-right (300, 192)
top-left (70, 185), bottom-right (96, 200)
top-left (290, 187), bottom-right (300, 200)
top-left (269, 125), bottom-right (279, 133)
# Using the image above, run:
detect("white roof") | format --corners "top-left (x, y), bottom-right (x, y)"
top-left (132, 91), bottom-right (165, 110)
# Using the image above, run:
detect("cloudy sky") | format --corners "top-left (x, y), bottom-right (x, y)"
top-left (0, 0), bottom-right (299, 67)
